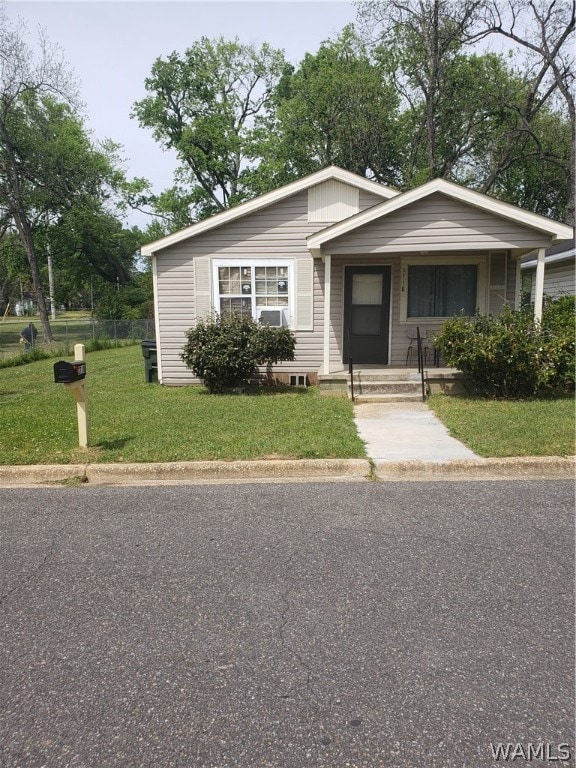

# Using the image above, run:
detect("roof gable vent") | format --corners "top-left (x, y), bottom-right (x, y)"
top-left (308, 179), bottom-right (359, 223)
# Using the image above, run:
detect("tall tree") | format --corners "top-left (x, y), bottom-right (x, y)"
top-left (251, 27), bottom-right (402, 190)
top-left (0, 10), bottom-right (78, 341)
top-left (132, 37), bottom-right (288, 223)
top-left (356, 0), bottom-right (575, 222)
top-left (42, 204), bottom-right (143, 307)
top-left (357, 0), bottom-right (488, 182)
top-left (0, 11), bottom-right (148, 338)
top-left (480, 0), bottom-right (575, 224)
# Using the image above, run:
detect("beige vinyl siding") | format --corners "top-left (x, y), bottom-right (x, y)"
top-left (155, 182), bottom-right (538, 381)
top-left (154, 243), bottom-right (198, 384)
top-left (308, 180), bottom-right (359, 222)
top-left (359, 190), bottom-right (388, 211)
top-left (505, 254), bottom-right (518, 305)
top-left (155, 185), bottom-right (392, 383)
top-left (156, 191), bottom-right (320, 383)
top-left (326, 193), bottom-right (553, 254)
top-left (529, 261), bottom-right (575, 300)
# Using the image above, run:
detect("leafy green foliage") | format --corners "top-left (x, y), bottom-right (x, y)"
top-left (356, 1), bottom-right (573, 221)
top-left (93, 272), bottom-right (153, 321)
top-left (433, 298), bottom-right (576, 398)
top-left (132, 37), bottom-right (288, 224)
top-left (0, 91), bottom-right (145, 334)
top-left (132, 23), bottom-right (571, 225)
top-left (180, 313), bottom-right (296, 393)
top-left (252, 27), bottom-right (402, 189)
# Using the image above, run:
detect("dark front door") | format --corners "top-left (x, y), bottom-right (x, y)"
top-left (343, 266), bottom-right (391, 365)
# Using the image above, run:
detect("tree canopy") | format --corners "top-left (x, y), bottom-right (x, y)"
top-left (356, 0), bottom-right (575, 222)
top-left (1, 1), bottom-right (573, 332)
top-left (0, 10), bottom-right (149, 336)
top-left (253, 27), bottom-right (402, 190)
top-left (132, 37), bottom-right (288, 225)
top-left (132, 3), bottom-right (573, 229)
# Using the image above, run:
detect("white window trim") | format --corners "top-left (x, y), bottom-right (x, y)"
top-left (212, 258), bottom-right (295, 327)
top-left (400, 255), bottom-right (487, 323)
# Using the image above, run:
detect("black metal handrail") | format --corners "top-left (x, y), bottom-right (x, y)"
top-left (348, 355), bottom-right (354, 402)
top-left (416, 327), bottom-right (427, 402)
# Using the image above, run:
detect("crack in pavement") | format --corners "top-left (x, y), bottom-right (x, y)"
top-left (0, 523), bottom-right (68, 606)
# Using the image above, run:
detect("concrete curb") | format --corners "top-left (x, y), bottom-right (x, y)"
top-left (0, 459), bottom-right (372, 487)
top-left (0, 456), bottom-right (573, 487)
top-left (373, 456), bottom-right (576, 480)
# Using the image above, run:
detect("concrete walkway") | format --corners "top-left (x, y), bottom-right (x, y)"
top-left (353, 401), bottom-right (479, 462)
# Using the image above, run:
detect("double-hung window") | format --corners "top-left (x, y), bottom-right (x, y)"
top-left (213, 260), bottom-right (293, 327)
top-left (401, 258), bottom-right (484, 321)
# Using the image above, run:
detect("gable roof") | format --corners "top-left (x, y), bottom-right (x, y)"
top-left (307, 177), bottom-right (574, 255)
top-left (141, 166), bottom-right (399, 257)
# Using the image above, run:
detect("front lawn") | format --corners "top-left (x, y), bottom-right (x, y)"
top-left (428, 393), bottom-right (575, 457)
top-left (2, 346), bottom-right (573, 465)
top-left (0, 345), bottom-right (365, 464)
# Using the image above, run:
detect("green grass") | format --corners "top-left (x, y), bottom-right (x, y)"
top-left (0, 345), bottom-right (365, 465)
top-left (2, 347), bottom-right (573, 464)
top-left (428, 393), bottom-right (575, 457)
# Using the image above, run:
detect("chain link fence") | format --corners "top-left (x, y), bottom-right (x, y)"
top-left (0, 318), bottom-right (155, 359)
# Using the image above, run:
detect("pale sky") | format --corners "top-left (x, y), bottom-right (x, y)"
top-left (6, 1), bottom-right (358, 226)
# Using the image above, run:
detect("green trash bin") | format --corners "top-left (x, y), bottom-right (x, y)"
top-left (141, 340), bottom-right (158, 383)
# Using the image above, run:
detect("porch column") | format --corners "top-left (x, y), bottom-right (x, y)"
top-left (534, 247), bottom-right (545, 323)
top-left (323, 254), bottom-right (331, 375)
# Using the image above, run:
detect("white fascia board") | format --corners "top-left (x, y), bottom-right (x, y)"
top-left (521, 248), bottom-right (576, 269)
top-left (140, 166), bottom-right (399, 257)
top-left (307, 178), bottom-right (574, 251)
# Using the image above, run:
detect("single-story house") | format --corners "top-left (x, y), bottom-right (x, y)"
top-left (521, 234), bottom-right (575, 302)
top-left (141, 166), bottom-right (573, 386)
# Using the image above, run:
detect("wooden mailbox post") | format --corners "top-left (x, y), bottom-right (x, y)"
top-left (53, 343), bottom-right (89, 448)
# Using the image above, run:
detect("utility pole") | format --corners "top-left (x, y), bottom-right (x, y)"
top-left (47, 247), bottom-right (56, 321)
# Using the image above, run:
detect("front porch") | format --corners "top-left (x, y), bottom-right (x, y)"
top-left (318, 366), bottom-right (467, 402)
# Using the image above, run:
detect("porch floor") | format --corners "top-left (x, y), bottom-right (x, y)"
top-left (319, 366), bottom-right (461, 379)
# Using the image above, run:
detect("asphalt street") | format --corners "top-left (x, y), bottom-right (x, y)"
top-left (1, 481), bottom-right (574, 768)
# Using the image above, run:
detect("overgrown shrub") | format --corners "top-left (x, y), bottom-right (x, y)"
top-left (181, 313), bottom-right (296, 393)
top-left (433, 297), bottom-right (575, 398)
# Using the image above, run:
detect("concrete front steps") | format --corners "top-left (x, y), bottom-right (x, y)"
top-left (319, 368), bottom-right (426, 403)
